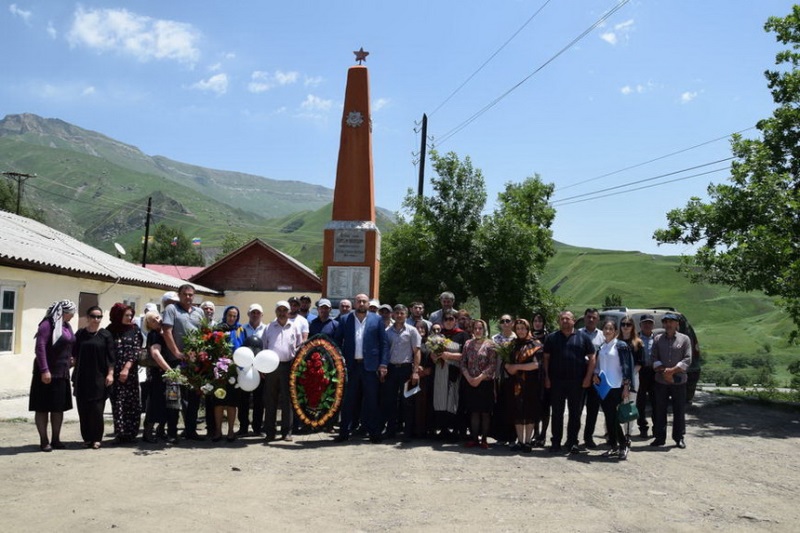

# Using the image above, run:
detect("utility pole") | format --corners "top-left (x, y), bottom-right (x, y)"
top-left (142, 196), bottom-right (152, 267)
top-left (1, 171), bottom-right (36, 215)
top-left (417, 113), bottom-right (428, 197)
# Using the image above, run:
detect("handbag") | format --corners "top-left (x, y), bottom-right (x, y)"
top-left (138, 347), bottom-right (156, 368)
top-left (617, 401), bottom-right (639, 423)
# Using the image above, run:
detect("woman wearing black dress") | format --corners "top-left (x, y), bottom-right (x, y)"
top-left (143, 312), bottom-right (181, 444)
top-left (72, 306), bottom-right (114, 449)
top-left (30, 300), bottom-right (77, 452)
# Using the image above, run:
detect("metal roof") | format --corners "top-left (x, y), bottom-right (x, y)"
top-left (0, 209), bottom-right (218, 294)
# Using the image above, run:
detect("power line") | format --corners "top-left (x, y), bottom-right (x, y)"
top-left (552, 159), bottom-right (733, 206)
top-left (433, 0), bottom-right (631, 148)
top-left (554, 166), bottom-right (730, 207)
top-left (554, 126), bottom-right (756, 194)
top-left (428, 0), bottom-right (555, 118)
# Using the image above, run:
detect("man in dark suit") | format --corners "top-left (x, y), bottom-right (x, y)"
top-left (334, 293), bottom-right (389, 443)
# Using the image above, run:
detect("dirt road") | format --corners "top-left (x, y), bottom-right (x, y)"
top-left (1, 392), bottom-right (798, 532)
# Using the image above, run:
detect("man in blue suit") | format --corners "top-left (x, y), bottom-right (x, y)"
top-left (334, 293), bottom-right (389, 443)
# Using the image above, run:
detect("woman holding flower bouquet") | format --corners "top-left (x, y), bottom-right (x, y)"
top-left (143, 312), bottom-right (181, 444)
top-left (210, 306), bottom-right (244, 442)
top-left (107, 303), bottom-right (144, 444)
top-left (460, 320), bottom-right (497, 449)
top-left (431, 309), bottom-right (469, 440)
top-left (505, 319), bottom-right (543, 452)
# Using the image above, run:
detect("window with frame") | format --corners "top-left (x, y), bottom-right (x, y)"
top-left (0, 286), bottom-right (19, 353)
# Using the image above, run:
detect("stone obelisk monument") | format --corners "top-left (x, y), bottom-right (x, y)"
top-left (322, 48), bottom-right (380, 300)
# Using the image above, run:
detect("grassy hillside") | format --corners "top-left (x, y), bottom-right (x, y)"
top-left (542, 242), bottom-right (797, 384)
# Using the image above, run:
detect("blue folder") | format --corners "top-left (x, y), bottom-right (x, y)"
top-left (593, 370), bottom-right (612, 400)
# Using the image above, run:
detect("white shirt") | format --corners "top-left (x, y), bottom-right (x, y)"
top-left (289, 314), bottom-right (309, 338)
top-left (597, 340), bottom-right (623, 388)
top-left (354, 314), bottom-right (367, 360)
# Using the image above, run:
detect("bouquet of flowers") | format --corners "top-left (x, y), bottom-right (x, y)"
top-left (494, 341), bottom-right (515, 364)
top-left (179, 322), bottom-right (236, 398)
top-left (426, 334), bottom-right (460, 367)
top-left (162, 367), bottom-right (188, 385)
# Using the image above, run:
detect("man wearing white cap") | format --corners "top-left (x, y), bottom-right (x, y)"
top-left (262, 300), bottom-right (301, 441)
top-left (236, 303), bottom-right (268, 436)
top-left (309, 299), bottom-right (339, 338)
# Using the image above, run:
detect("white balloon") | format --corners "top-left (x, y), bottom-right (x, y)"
top-left (253, 349), bottom-right (280, 374)
top-left (237, 367), bottom-right (260, 392)
top-left (233, 346), bottom-right (255, 368)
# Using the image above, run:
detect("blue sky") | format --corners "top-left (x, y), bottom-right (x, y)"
top-left (1, 1), bottom-right (794, 255)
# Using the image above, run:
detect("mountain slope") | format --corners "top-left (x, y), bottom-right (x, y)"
top-left (0, 113), bottom-right (334, 218)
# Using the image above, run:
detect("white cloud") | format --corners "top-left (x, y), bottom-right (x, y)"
top-left (9, 4), bottom-right (32, 24)
top-left (208, 62), bottom-right (222, 72)
top-left (600, 18), bottom-right (634, 46)
top-left (31, 81), bottom-right (97, 101)
top-left (301, 94), bottom-right (332, 112)
top-left (600, 32), bottom-right (617, 45)
top-left (46, 21), bottom-right (57, 39)
top-left (620, 81), bottom-right (657, 96)
top-left (191, 73), bottom-right (228, 95)
top-left (680, 91), bottom-right (698, 104)
top-left (247, 70), bottom-right (299, 93)
top-left (67, 6), bottom-right (201, 65)
top-left (304, 75), bottom-right (323, 87)
top-left (373, 97), bottom-right (389, 111)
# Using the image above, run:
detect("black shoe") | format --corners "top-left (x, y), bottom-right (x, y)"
top-left (522, 444), bottom-right (533, 453)
top-left (509, 442), bottom-right (522, 452)
top-left (569, 444), bottom-right (581, 455)
top-left (650, 439), bottom-right (666, 447)
top-left (583, 438), bottom-right (598, 449)
top-left (548, 444), bottom-right (562, 453)
top-left (602, 447), bottom-right (619, 457)
top-left (166, 436), bottom-right (179, 445)
top-left (333, 434), bottom-right (350, 443)
top-left (369, 434), bottom-right (383, 444)
top-left (184, 433), bottom-right (206, 441)
top-left (50, 441), bottom-right (66, 450)
top-left (675, 439), bottom-right (686, 449)
top-left (639, 428), bottom-right (649, 439)
top-left (40, 443), bottom-right (52, 452)
top-left (235, 428), bottom-right (249, 436)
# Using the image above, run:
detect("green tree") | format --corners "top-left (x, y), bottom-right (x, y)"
top-left (0, 178), bottom-right (45, 222)
top-left (471, 175), bottom-right (559, 319)
top-left (604, 293), bottom-right (623, 307)
top-left (654, 6), bottom-right (800, 340)
top-left (381, 153), bottom-right (558, 321)
top-left (381, 150), bottom-right (486, 309)
top-left (215, 232), bottom-right (250, 261)
top-left (134, 223), bottom-right (204, 266)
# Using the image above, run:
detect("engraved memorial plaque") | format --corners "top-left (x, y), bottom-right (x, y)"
top-left (333, 229), bottom-right (366, 262)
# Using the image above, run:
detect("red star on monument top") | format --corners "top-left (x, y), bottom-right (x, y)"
top-left (354, 47), bottom-right (369, 64)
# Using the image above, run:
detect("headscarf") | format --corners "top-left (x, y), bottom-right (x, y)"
top-left (531, 313), bottom-right (548, 342)
top-left (221, 306), bottom-right (241, 329)
top-left (40, 299), bottom-right (77, 345)
top-left (217, 306), bottom-right (244, 350)
top-left (107, 302), bottom-right (135, 336)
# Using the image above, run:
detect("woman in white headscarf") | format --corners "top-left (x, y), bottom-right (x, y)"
top-left (30, 299), bottom-right (77, 452)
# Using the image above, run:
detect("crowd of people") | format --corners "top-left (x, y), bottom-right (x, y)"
top-left (29, 289), bottom-right (693, 458)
